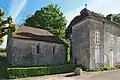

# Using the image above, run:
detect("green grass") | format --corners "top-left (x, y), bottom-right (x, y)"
top-left (0, 52), bottom-right (6, 57)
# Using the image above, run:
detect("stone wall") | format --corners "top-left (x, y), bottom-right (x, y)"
top-left (7, 38), bottom-right (67, 66)
top-left (72, 19), bottom-right (90, 68)
top-left (104, 21), bottom-right (120, 67)
top-left (71, 16), bottom-right (120, 68)
top-left (89, 17), bottom-right (104, 68)
top-left (89, 17), bottom-right (120, 68)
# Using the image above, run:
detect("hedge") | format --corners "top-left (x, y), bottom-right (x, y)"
top-left (7, 64), bottom-right (75, 79)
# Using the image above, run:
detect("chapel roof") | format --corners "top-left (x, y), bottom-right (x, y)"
top-left (13, 25), bottom-right (65, 44)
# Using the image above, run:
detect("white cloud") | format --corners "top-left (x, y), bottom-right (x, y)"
top-left (8, 0), bottom-right (27, 21)
top-left (65, 0), bottom-right (120, 26)
top-left (0, 0), bottom-right (27, 48)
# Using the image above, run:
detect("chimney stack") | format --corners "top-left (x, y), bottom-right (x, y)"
top-left (106, 14), bottom-right (113, 21)
top-left (110, 14), bottom-right (113, 21)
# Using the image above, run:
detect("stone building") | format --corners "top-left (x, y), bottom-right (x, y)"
top-left (66, 8), bottom-right (120, 68)
top-left (6, 26), bottom-right (67, 66)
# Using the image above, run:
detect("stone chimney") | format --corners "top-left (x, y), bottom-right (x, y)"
top-left (106, 14), bottom-right (113, 21)
top-left (110, 14), bottom-right (113, 21)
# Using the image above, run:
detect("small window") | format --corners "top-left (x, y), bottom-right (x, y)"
top-left (95, 30), bottom-right (100, 45)
top-left (53, 45), bottom-right (55, 54)
top-left (109, 34), bottom-right (114, 46)
top-left (36, 44), bottom-right (40, 54)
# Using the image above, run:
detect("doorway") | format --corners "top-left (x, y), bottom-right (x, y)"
top-left (109, 50), bottom-right (113, 67)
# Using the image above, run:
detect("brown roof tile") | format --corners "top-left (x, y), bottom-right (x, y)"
top-left (13, 26), bottom-right (65, 44)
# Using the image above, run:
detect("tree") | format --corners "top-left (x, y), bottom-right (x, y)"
top-left (24, 4), bottom-right (67, 38)
top-left (0, 8), bottom-right (17, 44)
top-left (106, 14), bottom-right (120, 24)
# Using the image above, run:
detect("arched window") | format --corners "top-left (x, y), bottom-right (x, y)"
top-left (36, 44), bottom-right (40, 54)
top-left (53, 45), bottom-right (55, 54)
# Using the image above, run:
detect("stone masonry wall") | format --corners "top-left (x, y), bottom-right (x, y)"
top-left (104, 22), bottom-right (120, 67)
top-left (71, 16), bottom-right (120, 68)
top-left (72, 19), bottom-right (90, 68)
top-left (89, 17), bottom-right (120, 68)
top-left (89, 17), bottom-right (104, 68)
top-left (7, 38), bottom-right (67, 66)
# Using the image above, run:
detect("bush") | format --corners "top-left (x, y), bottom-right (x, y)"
top-left (116, 64), bottom-right (120, 69)
top-left (0, 48), bottom-right (6, 52)
top-left (86, 66), bottom-right (113, 72)
top-left (100, 66), bottom-right (112, 71)
top-left (86, 68), bottom-right (100, 72)
top-left (115, 62), bottom-right (120, 69)
top-left (7, 64), bottom-right (75, 79)
top-left (0, 53), bottom-right (6, 58)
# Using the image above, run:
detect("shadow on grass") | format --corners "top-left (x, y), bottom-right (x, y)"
top-left (0, 62), bottom-right (9, 79)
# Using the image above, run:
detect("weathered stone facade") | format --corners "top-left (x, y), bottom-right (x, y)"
top-left (6, 26), bottom-right (67, 66)
top-left (71, 19), bottom-right (90, 68)
top-left (67, 8), bottom-right (120, 68)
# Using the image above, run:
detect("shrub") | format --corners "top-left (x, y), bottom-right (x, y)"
top-left (0, 48), bottom-right (6, 52)
top-left (115, 63), bottom-right (120, 69)
top-left (116, 65), bottom-right (120, 69)
top-left (7, 64), bottom-right (75, 79)
top-left (86, 68), bottom-right (96, 72)
top-left (86, 66), bottom-right (113, 72)
top-left (100, 66), bottom-right (113, 71)
top-left (0, 52), bottom-right (6, 58)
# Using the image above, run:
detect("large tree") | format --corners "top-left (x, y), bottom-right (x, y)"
top-left (0, 8), bottom-right (17, 44)
top-left (24, 4), bottom-right (67, 38)
top-left (106, 14), bottom-right (120, 24)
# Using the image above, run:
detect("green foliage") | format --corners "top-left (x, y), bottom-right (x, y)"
top-left (24, 4), bottom-right (67, 38)
top-left (85, 66), bottom-right (113, 72)
top-left (0, 52), bottom-right (6, 58)
top-left (100, 66), bottom-right (113, 71)
top-left (0, 8), bottom-right (18, 44)
top-left (86, 68), bottom-right (101, 72)
top-left (0, 48), bottom-right (6, 52)
top-left (24, 4), bottom-right (70, 62)
top-left (7, 64), bottom-right (75, 79)
top-left (61, 38), bottom-right (70, 62)
top-left (106, 14), bottom-right (120, 24)
top-left (115, 62), bottom-right (120, 69)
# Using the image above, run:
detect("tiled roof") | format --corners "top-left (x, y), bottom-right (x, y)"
top-left (66, 8), bottom-right (118, 38)
top-left (13, 25), bottom-right (65, 44)
top-left (68, 8), bottom-right (104, 29)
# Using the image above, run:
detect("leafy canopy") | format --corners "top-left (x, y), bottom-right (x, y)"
top-left (0, 8), bottom-right (17, 44)
top-left (24, 4), bottom-right (67, 38)
top-left (106, 14), bottom-right (120, 24)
